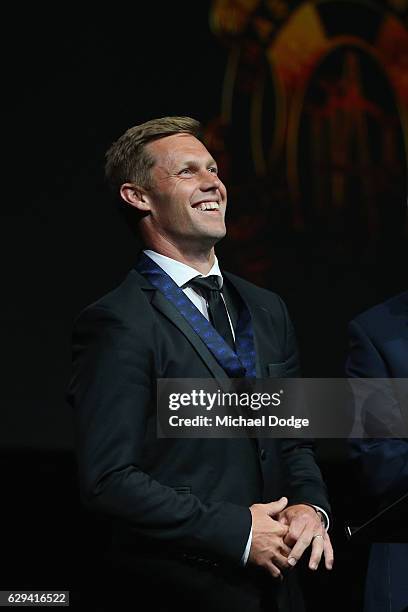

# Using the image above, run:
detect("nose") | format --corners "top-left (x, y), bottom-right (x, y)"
top-left (200, 170), bottom-right (221, 191)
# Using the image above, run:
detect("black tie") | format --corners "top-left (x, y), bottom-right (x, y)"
top-left (189, 276), bottom-right (235, 350)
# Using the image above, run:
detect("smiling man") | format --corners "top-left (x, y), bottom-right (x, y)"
top-left (119, 129), bottom-right (227, 270)
top-left (68, 117), bottom-right (333, 612)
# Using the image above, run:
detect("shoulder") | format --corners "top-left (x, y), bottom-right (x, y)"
top-left (351, 291), bottom-right (408, 336)
top-left (74, 269), bottom-right (152, 329)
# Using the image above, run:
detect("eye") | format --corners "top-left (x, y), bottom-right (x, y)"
top-left (208, 166), bottom-right (218, 175)
top-left (179, 168), bottom-right (193, 175)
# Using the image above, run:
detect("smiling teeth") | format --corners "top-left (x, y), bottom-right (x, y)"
top-left (196, 202), bottom-right (220, 211)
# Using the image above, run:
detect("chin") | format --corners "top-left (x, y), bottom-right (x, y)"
top-left (192, 228), bottom-right (225, 247)
top-left (209, 229), bottom-right (227, 243)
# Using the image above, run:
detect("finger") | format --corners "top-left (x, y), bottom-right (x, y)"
top-left (277, 513), bottom-right (289, 526)
top-left (323, 534), bottom-right (334, 570)
top-left (285, 513), bottom-right (320, 547)
top-left (287, 527), bottom-right (314, 567)
top-left (308, 534), bottom-right (325, 570)
top-left (283, 530), bottom-right (298, 548)
top-left (264, 560), bottom-right (283, 579)
top-left (284, 521), bottom-right (311, 548)
top-left (271, 551), bottom-right (291, 570)
top-left (274, 522), bottom-right (290, 538)
top-left (265, 496), bottom-right (288, 517)
top-left (280, 542), bottom-right (292, 558)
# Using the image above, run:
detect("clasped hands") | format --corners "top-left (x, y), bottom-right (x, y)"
top-left (249, 497), bottom-right (334, 578)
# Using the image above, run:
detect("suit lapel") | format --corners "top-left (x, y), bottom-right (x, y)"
top-left (151, 291), bottom-right (229, 382)
top-left (131, 270), bottom-right (229, 383)
top-left (224, 273), bottom-right (271, 379)
top-left (220, 280), bottom-right (239, 330)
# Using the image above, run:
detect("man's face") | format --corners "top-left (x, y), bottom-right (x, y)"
top-left (143, 133), bottom-right (227, 250)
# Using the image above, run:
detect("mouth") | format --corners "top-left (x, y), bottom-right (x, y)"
top-left (191, 201), bottom-right (221, 212)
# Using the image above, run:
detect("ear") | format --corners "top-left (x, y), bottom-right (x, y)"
top-left (120, 183), bottom-right (151, 213)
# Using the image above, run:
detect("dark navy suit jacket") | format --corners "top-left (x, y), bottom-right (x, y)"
top-left (67, 266), bottom-right (331, 612)
top-left (346, 291), bottom-right (408, 612)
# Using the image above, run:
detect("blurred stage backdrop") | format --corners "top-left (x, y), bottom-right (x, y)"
top-left (1, 1), bottom-right (407, 610)
top-left (208, 0), bottom-right (407, 376)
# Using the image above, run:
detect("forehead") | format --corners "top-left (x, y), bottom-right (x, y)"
top-left (146, 133), bottom-right (214, 167)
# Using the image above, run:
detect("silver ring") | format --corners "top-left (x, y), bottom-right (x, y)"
top-left (312, 534), bottom-right (324, 541)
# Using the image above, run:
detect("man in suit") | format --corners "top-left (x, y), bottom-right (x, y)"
top-left (346, 291), bottom-right (408, 612)
top-left (68, 116), bottom-right (333, 611)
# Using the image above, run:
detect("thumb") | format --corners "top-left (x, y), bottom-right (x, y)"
top-left (264, 496), bottom-right (288, 517)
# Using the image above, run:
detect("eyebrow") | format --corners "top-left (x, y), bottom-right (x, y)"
top-left (178, 158), bottom-right (218, 167)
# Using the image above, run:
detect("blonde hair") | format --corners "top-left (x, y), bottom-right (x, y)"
top-left (105, 116), bottom-right (202, 192)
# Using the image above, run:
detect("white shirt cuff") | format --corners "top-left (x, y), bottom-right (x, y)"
top-left (312, 504), bottom-right (330, 530)
top-left (241, 527), bottom-right (252, 565)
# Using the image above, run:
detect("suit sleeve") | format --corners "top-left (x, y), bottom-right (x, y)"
top-left (346, 319), bottom-right (408, 502)
top-left (67, 304), bottom-right (251, 565)
top-left (276, 298), bottom-right (332, 517)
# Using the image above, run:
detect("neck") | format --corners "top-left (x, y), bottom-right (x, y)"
top-left (143, 238), bottom-right (216, 275)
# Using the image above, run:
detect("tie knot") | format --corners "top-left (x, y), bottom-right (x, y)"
top-left (189, 275), bottom-right (221, 294)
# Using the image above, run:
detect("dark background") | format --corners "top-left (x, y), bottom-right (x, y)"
top-left (1, 2), bottom-right (406, 610)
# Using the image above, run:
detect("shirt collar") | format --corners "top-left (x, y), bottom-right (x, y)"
top-left (143, 249), bottom-right (223, 289)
